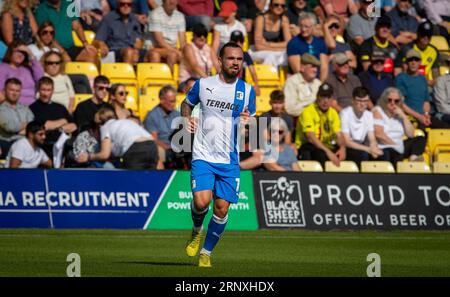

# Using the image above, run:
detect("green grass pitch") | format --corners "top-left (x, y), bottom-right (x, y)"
top-left (0, 229), bottom-right (449, 277)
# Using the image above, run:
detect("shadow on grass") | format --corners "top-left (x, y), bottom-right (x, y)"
top-left (117, 261), bottom-right (196, 267)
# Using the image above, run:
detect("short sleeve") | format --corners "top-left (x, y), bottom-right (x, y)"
top-left (95, 17), bottom-right (109, 42)
top-left (339, 110), bottom-right (350, 134)
top-left (367, 113), bottom-right (375, 132)
top-left (40, 150), bottom-right (50, 164)
top-left (100, 123), bottom-right (111, 140)
top-left (148, 10), bottom-right (162, 32)
top-left (346, 16), bottom-right (362, 39)
top-left (10, 141), bottom-right (26, 161)
top-left (248, 86), bottom-right (256, 116)
top-left (186, 79), bottom-right (200, 106)
top-left (300, 108), bottom-right (315, 133)
top-left (286, 38), bottom-right (299, 57)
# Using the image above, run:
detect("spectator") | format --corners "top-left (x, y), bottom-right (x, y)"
top-left (146, 0), bottom-right (186, 73)
top-left (144, 85), bottom-right (181, 167)
top-left (29, 77), bottom-right (77, 158)
top-left (285, 0), bottom-right (311, 36)
top-left (41, 50), bottom-right (75, 112)
top-left (373, 87), bottom-right (426, 164)
top-left (323, 15), bottom-right (357, 69)
top-left (385, 0), bottom-right (419, 45)
top-left (79, 0), bottom-right (108, 31)
top-left (179, 23), bottom-right (219, 84)
top-left (1, 0), bottom-right (38, 45)
top-left (433, 54), bottom-right (450, 125)
top-left (75, 107), bottom-right (159, 169)
top-left (5, 121), bottom-right (52, 168)
top-left (108, 83), bottom-right (139, 122)
top-left (34, 0), bottom-right (98, 64)
top-left (0, 40), bottom-right (44, 106)
top-left (263, 119), bottom-right (301, 171)
top-left (177, 77), bottom-right (197, 94)
top-left (340, 86), bottom-right (383, 165)
top-left (320, 0), bottom-right (358, 23)
top-left (106, 0), bottom-right (149, 25)
top-left (346, 0), bottom-right (377, 49)
top-left (235, 0), bottom-right (262, 33)
top-left (73, 75), bottom-right (113, 133)
top-left (287, 12), bottom-right (328, 81)
top-left (249, 0), bottom-right (291, 68)
top-left (28, 21), bottom-right (71, 62)
top-left (0, 78), bottom-right (34, 159)
top-left (358, 15), bottom-right (401, 73)
top-left (284, 53), bottom-right (322, 117)
top-left (239, 121), bottom-right (264, 170)
top-left (358, 50), bottom-right (395, 107)
top-left (422, 0), bottom-right (450, 41)
top-left (177, 0), bottom-right (214, 31)
top-left (326, 52), bottom-right (362, 112)
top-left (212, 1), bottom-right (247, 54)
top-left (396, 49), bottom-right (449, 129)
top-left (94, 0), bottom-right (147, 64)
top-left (296, 83), bottom-right (346, 166)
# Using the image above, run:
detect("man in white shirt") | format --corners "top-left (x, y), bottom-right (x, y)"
top-left (340, 86), bottom-right (383, 165)
top-left (6, 121), bottom-right (52, 169)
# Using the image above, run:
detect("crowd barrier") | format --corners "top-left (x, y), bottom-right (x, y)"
top-left (0, 169), bottom-right (449, 230)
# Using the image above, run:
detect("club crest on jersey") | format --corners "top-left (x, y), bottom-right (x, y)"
top-left (236, 91), bottom-right (244, 100)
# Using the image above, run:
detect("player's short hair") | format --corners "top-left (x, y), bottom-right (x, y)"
top-left (270, 90), bottom-right (285, 103)
top-left (26, 121), bottom-right (45, 136)
top-left (219, 42), bottom-right (243, 59)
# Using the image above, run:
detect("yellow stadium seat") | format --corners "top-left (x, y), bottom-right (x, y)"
top-left (255, 88), bottom-right (278, 115)
top-left (176, 93), bottom-right (186, 109)
top-left (430, 35), bottom-right (449, 52)
top-left (123, 85), bottom-right (139, 114)
top-left (297, 160), bottom-right (323, 172)
top-left (325, 161), bottom-right (359, 172)
top-left (249, 64), bottom-right (281, 88)
top-left (396, 162), bottom-right (431, 174)
top-left (137, 63), bottom-right (175, 93)
top-left (243, 35), bottom-right (249, 51)
top-left (65, 62), bottom-right (99, 78)
top-left (433, 162), bottom-right (450, 174)
top-left (427, 129), bottom-right (450, 159)
top-left (72, 30), bottom-right (96, 47)
top-left (102, 63), bottom-right (136, 81)
top-left (440, 66), bottom-right (450, 76)
top-left (73, 94), bottom-right (93, 110)
top-left (360, 161), bottom-right (395, 173)
top-left (139, 91), bottom-right (160, 122)
top-left (436, 152), bottom-right (450, 162)
top-left (279, 66), bottom-right (288, 86)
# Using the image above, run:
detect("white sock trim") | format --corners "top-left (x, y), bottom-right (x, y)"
top-left (191, 200), bottom-right (208, 214)
top-left (200, 248), bottom-right (211, 256)
top-left (212, 214), bottom-right (228, 225)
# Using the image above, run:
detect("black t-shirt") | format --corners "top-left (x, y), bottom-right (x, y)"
top-left (73, 98), bottom-right (113, 133)
top-left (358, 37), bottom-right (400, 72)
top-left (29, 99), bottom-right (74, 143)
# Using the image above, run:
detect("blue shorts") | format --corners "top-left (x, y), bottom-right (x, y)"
top-left (191, 160), bottom-right (240, 204)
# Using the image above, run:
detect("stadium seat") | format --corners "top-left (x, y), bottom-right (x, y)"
top-left (396, 162), bottom-right (431, 174)
top-left (430, 35), bottom-right (449, 52)
top-left (325, 161), bottom-right (359, 172)
top-left (72, 30), bottom-right (96, 47)
top-left (65, 62), bottom-right (99, 78)
top-left (255, 88), bottom-right (279, 115)
top-left (176, 93), bottom-right (186, 109)
top-left (138, 91), bottom-right (160, 122)
top-left (432, 162), bottom-right (450, 174)
top-left (436, 152), bottom-right (450, 162)
top-left (360, 161), bottom-right (395, 173)
top-left (439, 66), bottom-right (450, 76)
top-left (427, 129), bottom-right (450, 160)
top-left (102, 63), bottom-right (137, 83)
top-left (73, 94), bottom-right (93, 110)
top-left (297, 160), bottom-right (323, 172)
top-left (137, 63), bottom-right (176, 93)
top-left (246, 64), bottom-right (281, 88)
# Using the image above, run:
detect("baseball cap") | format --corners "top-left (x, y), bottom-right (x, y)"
top-left (317, 83), bottom-right (334, 98)
top-left (333, 52), bottom-right (350, 65)
top-left (230, 30), bottom-right (244, 43)
top-left (371, 50), bottom-right (386, 61)
top-left (406, 49), bottom-right (421, 60)
top-left (218, 1), bottom-right (238, 18)
top-left (417, 21), bottom-right (433, 37)
top-left (301, 53), bottom-right (321, 67)
top-left (375, 15), bottom-right (392, 29)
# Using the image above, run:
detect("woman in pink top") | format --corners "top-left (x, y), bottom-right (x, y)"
top-left (179, 23), bottom-right (219, 84)
top-left (0, 40), bottom-right (44, 105)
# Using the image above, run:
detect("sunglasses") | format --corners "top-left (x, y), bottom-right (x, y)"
top-left (45, 61), bottom-right (61, 65)
top-left (272, 3), bottom-right (286, 8)
top-left (119, 2), bottom-right (132, 7)
top-left (388, 98), bottom-right (401, 104)
top-left (117, 91), bottom-right (129, 96)
top-left (329, 23), bottom-right (340, 30)
top-left (407, 57), bottom-right (421, 62)
top-left (41, 30), bottom-right (55, 36)
top-left (372, 59), bottom-right (385, 65)
top-left (400, 0), bottom-right (413, 2)
top-left (97, 86), bottom-right (109, 91)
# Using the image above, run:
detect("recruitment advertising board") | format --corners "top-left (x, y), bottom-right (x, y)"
top-left (253, 172), bottom-right (450, 230)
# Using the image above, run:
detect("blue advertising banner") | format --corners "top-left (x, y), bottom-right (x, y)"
top-left (0, 169), bottom-right (174, 229)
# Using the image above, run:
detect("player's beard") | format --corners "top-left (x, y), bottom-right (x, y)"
top-left (222, 67), bottom-right (240, 81)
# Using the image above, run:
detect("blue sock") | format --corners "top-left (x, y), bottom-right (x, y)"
top-left (191, 200), bottom-right (208, 232)
top-left (201, 214), bottom-right (228, 255)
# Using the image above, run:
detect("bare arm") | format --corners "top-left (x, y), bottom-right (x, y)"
top-left (263, 161), bottom-right (287, 171)
top-left (1, 12), bottom-right (13, 45)
top-left (319, 54), bottom-right (329, 82)
top-left (288, 55), bottom-right (301, 74)
top-left (29, 11), bottom-right (39, 39)
top-left (9, 157), bottom-right (22, 169)
top-left (373, 109), bottom-right (396, 145)
top-left (212, 30), bottom-right (220, 54)
top-left (183, 44), bottom-right (208, 77)
top-left (154, 31), bottom-right (177, 50)
top-left (240, 150), bottom-right (263, 170)
top-left (89, 138), bottom-right (112, 161)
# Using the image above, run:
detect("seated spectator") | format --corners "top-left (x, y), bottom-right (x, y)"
top-left (320, 0), bottom-right (358, 23)
top-left (179, 23), bottom-right (219, 84)
top-left (284, 53), bottom-right (321, 117)
top-left (235, 0), bottom-right (260, 33)
top-left (358, 50), bottom-right (395, 108)
top-left (287, 12), bottom-right (328, 81)
top-left (249, 0), bottom-right (291, 68)
top-left (396, 49), bottom-right (449, 129)
top-left (0, 40), bottom-right (44, 106)
top-left (177, 0), bottom-right (214, 31)
top-left (385, 0), bottom-right (419, 46)
top-left (326, 52), bottom-right (362, 111)
top-left (29, 77), bottom-right (77, 159)
top-left (346, 0), bottom-right (377, 50)
top-left (146, 0), bottom-right (186, 73)
top-left (422, 0), bottom-right (450, 41)
top-left (35, 0), bottom-right (98, 64)
top-left (296, 83), bottom-right (346, 166)
top-left (5, 121), bottom-right (52, 168)
top-left (41, 51), bottom-right (75, 112)
top-left (373, 87), bottom-right (426, 164)
top-left (106, 0), bottom-right (149, 25)
top-left (75, 107), bottom-right (160, 169)
top-left (323, 15), bottom-right (357, 69)
top-left (398, 21), bottom-right (440, 85)
top-left (28, 21), bottom-right (71, 62)
top-left (1, 0), bottom-right (38, 46)
top-left (73, 75), bottom-right (113, 133)
top-left (358, 15), bottom-right (401, 73)
top-left (144, 85), bottom-right (181, 167)
top-left (0, 78), bottom-right (34, 159)
top-left (340, 86), bottom-right (383, 166)
top-left (212, 1), bottom-right (247, 54)
top-left (94, 0), bottom-right (147, 64)
top-left (286, 0), bottom-right (311, 36)
top-left (108, 83), bottom-right (139, 122)
top-left (433, 54), bottom-right (450, 125)
top-left (79, 0), bottom-right (108, 32)
top-left (263, 119), bottom-right (301, 171)
top-left (239, 121), bottom-right (264, 170)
